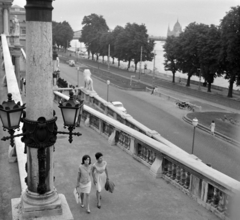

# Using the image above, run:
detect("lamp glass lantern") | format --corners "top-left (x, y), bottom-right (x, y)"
top-left (58, 91), bottom-right (80, 127)
top-left (0, 93), bottom-right (25, 130)
top-left (192, 118), bottom-right (198, 127)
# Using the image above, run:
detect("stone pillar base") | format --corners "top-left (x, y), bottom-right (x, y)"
top-left (12, 35), bottom-right (20, 46)
top-left (150, 155), bottom-right (163, 178)
top-left (12, 194), bottom-right (73, 220)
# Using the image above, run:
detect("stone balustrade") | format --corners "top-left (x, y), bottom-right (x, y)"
top-left (53, 89), bottom-right (240, 220)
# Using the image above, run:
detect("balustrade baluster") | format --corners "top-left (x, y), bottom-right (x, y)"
top-left (184, 172), bottom-right (190, 189)
top-left (146, 148), bottom-right (150, 163)
top-left (207, 185), bottom-right (214, 203)
top-left (138, 145), bottom-right (142, 158)
top-left (217, 192), bottom-right (225, 212)
top-left (179, 168), bottom-right (185, 185)
top-left (171, 163), bottom-right (176, 179)
top-left (167, 162), bottom-right (172, 177)
top-left (142, 147), bottom-right (146, 160)
top-left (211, 188), bottom-right (220, 208)
top-left (162, 160), bottom-right (168, 174)
top-left (175, 166), bottom-right (180, 182)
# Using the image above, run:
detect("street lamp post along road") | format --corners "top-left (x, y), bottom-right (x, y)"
top-left (107, 80), bottom-right (110, 101)
top-left (191, 117), bottom-right (198, 154)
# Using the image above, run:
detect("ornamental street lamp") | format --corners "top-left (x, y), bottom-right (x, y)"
top-left (0, 93), bottom-right (26, 147)
top-left (107, 80), bottom-right (110, 101)
top-left (191, 117), bottom-right (198, 154)
top-left (0, 91), bottom-right (81, 152)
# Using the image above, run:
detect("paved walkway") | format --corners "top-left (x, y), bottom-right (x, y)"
top-left (0, 68), bottom-right (219, 219)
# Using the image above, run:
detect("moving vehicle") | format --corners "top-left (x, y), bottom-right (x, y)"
top-left (67, 60), bottom-right (75, 67)
top-left (111, 101), bottom-right (127, 113)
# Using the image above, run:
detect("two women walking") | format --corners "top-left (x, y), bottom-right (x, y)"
top-left (76, 152), bottom-right (109, 213)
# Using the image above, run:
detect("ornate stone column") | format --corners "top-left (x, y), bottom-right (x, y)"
top-left (11, 1), bottom-right (73, 219)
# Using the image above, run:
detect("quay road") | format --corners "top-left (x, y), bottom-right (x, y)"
top-left (59, 61), bottom-right (240, 182)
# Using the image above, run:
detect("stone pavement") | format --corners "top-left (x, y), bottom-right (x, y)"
top-left (0, 70), bottom-right (219, 220)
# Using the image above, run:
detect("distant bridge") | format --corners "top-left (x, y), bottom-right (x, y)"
top-left (73, 31), bottom-right (166, 42)
top-left (148, 35), bottom-right (166, 41)
top-left (73, 30), bottom-right (81, 39)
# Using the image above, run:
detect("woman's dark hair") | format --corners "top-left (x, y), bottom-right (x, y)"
top-left (81, 155), bottom-right (91, 165)
top-left (95, 152), bottom-right (103, 160)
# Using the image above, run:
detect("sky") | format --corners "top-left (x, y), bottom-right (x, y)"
top-left (12, 0), bottom-right (239, 37)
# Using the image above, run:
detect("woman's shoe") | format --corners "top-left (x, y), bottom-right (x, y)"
top-left (97, 204), bottom-right (101, 209)
top-left (81, 204), bottom-right (84, 208)
top-left (86, 209), bottom-right (91, 214)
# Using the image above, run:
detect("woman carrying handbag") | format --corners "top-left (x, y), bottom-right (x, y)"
top-left (92, 152), bottom-right (109, 209)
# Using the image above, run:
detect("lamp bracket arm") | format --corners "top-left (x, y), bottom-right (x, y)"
top-left (56, 131), bottom-right (82, 137)
top-left (1, 131), bottom-right (28, 141)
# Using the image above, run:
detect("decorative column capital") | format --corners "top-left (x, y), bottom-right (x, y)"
top-left (2, 1), bottom-right (12, 9)
top-left (25, 0), bottom-right (53, 22)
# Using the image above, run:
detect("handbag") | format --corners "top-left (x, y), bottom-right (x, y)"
top-left (73, 188), bottom-right (80, 204)
top-left (105, 179), bottom-right (115, 193)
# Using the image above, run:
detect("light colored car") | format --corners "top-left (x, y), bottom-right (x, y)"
top-left (67, 60), bottom-right (75, 67)
top-left (112, 101), bottom-right (127, 113)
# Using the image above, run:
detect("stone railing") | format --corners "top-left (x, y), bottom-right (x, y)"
top-left (54, 87), bottom-right (189, 155)
top-left (53, 90), bottom-right (240, 219)
top-left (1, 34), bottom-right (27, 194)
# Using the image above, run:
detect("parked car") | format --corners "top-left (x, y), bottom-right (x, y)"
top-left (111, 101), bottom-right (127, 113)
top-left (67, 60), bottom-right (75, 67)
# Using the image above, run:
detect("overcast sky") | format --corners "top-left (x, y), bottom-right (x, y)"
top-left (13, 0), bottom-right (239, 36)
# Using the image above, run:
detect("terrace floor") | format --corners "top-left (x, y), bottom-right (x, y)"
top-left (0, 67), bottom-right (219, 220)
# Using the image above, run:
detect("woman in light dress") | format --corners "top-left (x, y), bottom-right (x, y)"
top-left (92, 152), bottom-right (109, 209)
top-left (76, 155), bottom-right (92, 213)
top-left (210, 120), bottom-right (215, 136)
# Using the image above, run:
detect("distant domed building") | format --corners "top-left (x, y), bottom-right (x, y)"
top-left (167, 20), bottom-right (182, 37)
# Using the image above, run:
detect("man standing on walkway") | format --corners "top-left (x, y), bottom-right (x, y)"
top-left (210, 120), bottom-right (215, 136)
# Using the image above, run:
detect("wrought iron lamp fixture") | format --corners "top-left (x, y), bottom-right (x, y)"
top-left (0, 92), bottom-right (82, 147)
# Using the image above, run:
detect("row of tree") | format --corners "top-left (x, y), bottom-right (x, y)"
top-left (163, 6), bottom-right (240, 97)
top-left (80, 13), bottom-right (155, 71)
top-left (52, 21), bottom-right (73, 50)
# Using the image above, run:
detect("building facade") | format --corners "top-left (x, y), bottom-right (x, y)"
top-left (167, 20), bottom-right (182, 37)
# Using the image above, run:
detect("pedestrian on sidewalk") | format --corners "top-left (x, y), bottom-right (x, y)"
top-left (20, 77), bottom-right (23, 93)
top-left (210, 120), bottom-right (215, 136)
top-left (151, 87), bottom-right (156, 95)
top-left (76, 155), bottom-right (92, 214)
top-left (92, 152), bottom-right (109, 209)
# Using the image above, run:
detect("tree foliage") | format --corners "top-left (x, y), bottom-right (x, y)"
top-left (163, 6), bottom-right (240, 96)
top-left (52, 21), bottom-right (73, 49)
top-left (80, 13), bottom-right (109, 59)
top-left (219, 6), bottom-right (240, 97)
top-left (79, 15), bottom-right (154, 70)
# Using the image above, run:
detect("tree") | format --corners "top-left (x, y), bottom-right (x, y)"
top-left (219, 6), bottom-right (240, 97)
top-left (114, 23), bottom-right (154, 71)
top-left (80, 14), bottom-right (109, 59)
top-left (197, 25), bottom-right (222, 92)
top-left (163, 36), bottom-right (179, 83)
top-left (175, 23), bottom-right (209, 87)
top-left (52, 21), bottom-right (73, 50)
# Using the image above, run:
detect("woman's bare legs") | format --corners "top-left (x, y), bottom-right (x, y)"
top-left (96, 191), bottom-right (101, 208)
top-left (80, 193), bottom-right (84, 207)
top-left (85, 193), bottom-right (90, 213)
